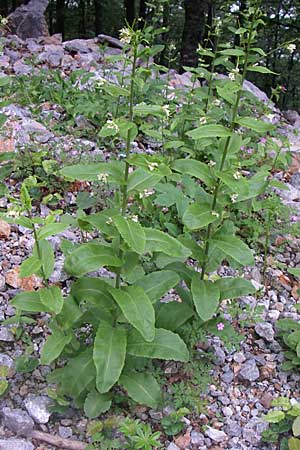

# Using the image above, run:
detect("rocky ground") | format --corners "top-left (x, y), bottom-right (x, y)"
top-left (1, 33), bottom-right (300, 450)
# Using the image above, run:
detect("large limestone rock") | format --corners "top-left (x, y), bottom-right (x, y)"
top-left (7, 0), bottom-right (49, 40)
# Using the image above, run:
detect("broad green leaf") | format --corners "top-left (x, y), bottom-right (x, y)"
top-left (248, 65), bottom-right (276, 74)
top-left (0, 380), bottom-right (8, 396)
top-left (37, 223), bottom-right (68, 240)
top-left (214, 277), bottom-right (256, 300)
top-left (19, 256), bottom-right (42, 278)
top-left (155, 302), bottom-right (194, 331)
top-left (60, 162), bottom-right (124, 183)
top-left (288, 268), bottom-right (300, 278)
top-left (109, 286), bottom-right (155, 342)
top-left (120, 372), bottom-right (161, 409)
top-left (41, 329), bottom-right (72, 365)
top-left (271, 397), bottom-right (291, 411)
top-left (34, 240), bottom-right (55, 280)
top-left (183, 203), bottom-right (218, 230)
top-left (133, 104), bottom-right (164, 116)
top-left (127, 328), bottom-right (189, 362)
top-left (211, 235), bottom-right (254, 266)
top-left (289, 437), bottom-right (300, 450)
top-left (56, 295), bottom-right (83, 330)
top-left (12, 291), bottom-right (50, 313)
top-left (93, 322), bottom-right (126, 393)
top-left (134, 270), bottom-right (180, 303)
top-left (172, 159), bottom-right (214, 186)
top-left (114, 215), bottom-right (145, 254)
top-left (61, 348), bottom-right (96, 398)
top-left (191, 277), bottom-right (220, 321)
top-left (144, 228), bottom-right (191, 258)
top-left (39, 286), bottom-right (63, 315)
top-left (64, 243), bottom-right (122, 277)
top-left (71, 277), bottom-right (114, 311)
top-left (236, 117), bottom-right (275, 133)
top-left (84, 390), bottom-right (112, 418)
top-left (264, 410), bottom-right (285, 423)
top-left (287, 332), bottom-right (300, 350)
top-left (219, 48), bottom-right (245, 56)
top-left (186, 124), bottom-right (232, 139)
top-left (127, 168), bottom-right (162, 193)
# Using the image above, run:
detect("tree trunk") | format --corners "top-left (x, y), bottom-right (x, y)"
top-left (47, 0), bottom-right (54, 35)
top-left (125, 0), bottom-right (135, 25)
top-left (55, 0), bottom-right (65, 39)
top-left (94, 0), bottom-right (102, 35)
top-left (78, 0), bottom-right (86, 37)
top-left (139, 0), bottom-right (146, 20)
top-left (180, 0), bottom-right (208, 69)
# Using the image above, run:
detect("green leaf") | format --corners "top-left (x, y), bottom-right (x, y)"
top-left (144, 228), bottom-right (191, 258)
top-left (127, 168), bottom-right (162, 193)
top-left (61, 348), bottom-right (96, 398)
top-left (211, 235), bottom-right (254, 266)
top-left (219, 48), bottom-right (245, 56)
top-left (293, 418), bottom-right (300, 437)
top-left (133, 104), bottom-right (164, 116)
top-left (120, 372), bottom-right (161, 409)
top-left (0, 380), bottom-right (8, 396)
top-left (248, 65), bottom-right (276, 74)
top-left (191, 277), bottom-right (220, 321)
top-left (289, 437), bottom-right (300, 450)
top-left (35, 240), bottom-right (55, 280)
top-left (236, 117), bottom-right (275, 133)
top-left (37, 223), bottom-right (68, 240)
top-left (134, 270), bottom-right (180, 303)
top-left (127, 328), bottom-right (189, 362)
top-left (264, 411), bottom-right (285, 423)
top-left (84, 390), bottom-right (112, 418)
top-left (109, 286), bottom-right (155, 342)
top-left (12, 291), bottom-right (50, 313)
top-left (56, 295), bottom-right (83, 330)
top-left (172, 159), bottom-right (214, 186)
top-left (93, 322), bottom-right (127, 393)
top-left (288, 268), bottom-right (300, 278)
top-left (114, 215), bottom-right (145, 254)
top-left (287, 332), bottom-right (300, 350)
top-left (41, 329), bottom-right (72, 365)
top-left (71, 277), bottom-right (114, 310)
top-left (19, 256), bottom-right (42, 278)
top-left (155, 302), bottom-right (194, 331)
top-left (183, 203), bottom-right (218, 230)
top-left (39, 286), bottom-right (64, 315)
top-left (60, 162), bottom-right (124, 183)
top-left (186, 124), bottom-right (232, 139)
top-left (64, 243), bottom-right (122, 277)
top-left (271, 397), bottom-right (291, 410)
top-left (214, 277), bottom-right (256, 300)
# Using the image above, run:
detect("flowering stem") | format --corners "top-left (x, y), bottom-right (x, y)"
top-left (200, 10), bottom-right (257, 280)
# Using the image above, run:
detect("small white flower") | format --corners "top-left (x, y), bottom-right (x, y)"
top-left (200, 117), bottom-right (207, 125)
top-left (229, 72), bottom-right (236, 81)
top-left (213, 99), bottom-right (221, 106)
top-left (287, 43), bottom-right (296, 53)
top-left (230, 193), bottom-right (238, 203)
top-left (1, 17), bottom-right (8, 25)
top-left (208, 160), bottom-right (216, 167)
top-left (119, 27), bottom-right (132, 44)
top-left (212, 211), bottom-right (219, 217)
top-left (106, 119), bottom-right (119, 133)
top-left (148, 162), bottom-right (159, 172)
top-left (6, 209), bottom-right (20, 217)
top-left (139, 189), bottom-right (154, 199)
top-left (167, 90), bottom-right (176, 101)
top-left (131, 215), bottom-right (139, 223)
top-left (162, 105), bottom-right (170, 117)
top-left (95, 77), bottom-right (107, 88)
top-left (106, 217), bottom-right (113, 225)
top-left (233, 171), bottom-right (241, 180)
top-left (97, 173), bottom-right (109, 182)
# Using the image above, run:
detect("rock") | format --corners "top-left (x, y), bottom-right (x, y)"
top-left (225, 420), bottom-right (242, 438)
top-left (221, 370), bottom-right (234, 383)
top-left (190, 431), bottom-right (204, 445)
top-left (214, 346), bottom-right (226, 365)
top-left (284, 110), bottom-right (300, 124)
top-left (63, 39), bottom-right (93, 54)
top-left (0, 220), bottom-right (10, 239)
top-left (233, 352), bottom-right (246, 363)
top-left (0, 274), bottom-right (6, 291)
top-left (7, 0), bottom-right (49, 40)
top-left (13, 60), bottom-right (32, 76)
top-left (254, 322), bottom-right (275, 342)
top-left (222, 407), bottom-right (233, 417)
top-left (0, 327), bottom-right (14, 342)
top-left (243, 80), bottom-right (274, 107)
top-left (58, 426), bottom-right (72, 439)
top-left (2, 407), bottom-right (34, 436)
top-left (0, 353), bottom-right (14, 368)
top-left (238, 359), bottom-right (260, 382)
top-left (260, 392), bottom-right (274, 409)
top-left (291, 173), bottom-right (300, 190)
top-left (24, 395), bottom-right (52, 424)
top-left (205, 427), bottom-right (227, 443)
top-left (38, 45), bottom-right (64, 67)
top-left (97, 34), bottom-right (124, 49)
top-left (167, 444), bottom-right (180, 450)
top-left (0, 439), bottom-right (34, 450)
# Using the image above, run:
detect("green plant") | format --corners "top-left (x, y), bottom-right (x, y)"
top-left (161, 408), bottom-right (189, 436)
top-left (120, 418), bottom-right (161, 450)
top-left (263, 397), bottom-right (300, 449)
top-left (276, 319), bottom-right (300, 371)
top-left (0, 365), bottom-right (9, 397)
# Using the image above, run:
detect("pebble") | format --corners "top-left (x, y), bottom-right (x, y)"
top-left (0, 439), bottom-right (34, 450)
top-left (254, 322), bottom-right (275, 342)
top-left (0, 353), bottom-right (14, 368)
top-left (239, 360), bottom-right (260, 382)
top-left (2, 407), bottom-right (34, 436)
top-left (58, 426), bottom-right (73, 438)
top-left (0, 327), bottom-right (14, 342)
top-left (24, 395), bottom-right (52, 424)
top-left (205, 427), bottom-right (228, 443)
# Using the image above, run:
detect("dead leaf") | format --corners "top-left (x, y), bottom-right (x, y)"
top-left (0, 220), bottom-right (11, 239)
top-left (6, 267), bottom-right (42, 290)
top-left (0, 137), bottom-right (14, 153)
top-left (279, 274), bottom-right (291, 286)
top-left (174, 430), bottom-right (191, 449)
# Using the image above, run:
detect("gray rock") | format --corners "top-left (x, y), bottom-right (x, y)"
top-left (190, 431), bottom-right (204, 445)
top-left (0, 353), bottom-right (14, 368)
top-left (225, 419), bottom-right (242, 437)
top-left (214, 346), bottom-right (226, 365)
top-left (239, 359), bottom-right (260, 382)
top-left (13, 60), bottom-right (32, 76)
top-left (255, 322), bottom-right (275, 342)
top-left (233, 352), bottom-right (246, 363)
top-left (0, 327), bottom-right (14, 342)
top-left (0, 439), bottom-right (34, 450)
top-left (148, 410), bottom-right (163, 420)
top-left (284, 109), bottom-right (300, 124)
top-left (221, 370), bottom-right (234, 383)
top-left (7, 0), bottom-right (49, 40)
top-left (291, 173), bottom-right (300, 190)
top-left (58, 426), bottom-right (73, 439)
top-left (64, 39), bottom-right (92, 54)
top-left (205, 426), bottom-right (227, 443)
top-left (2, 407), bottom-right (34, 436)
top-left (222, 406), bottom-right (233, 417)
top-left (24, 395), bottom-right (52, 424)
top-left (166, 444), bottom-right (180, 450)
top-left (0, 274), bottom-right (6, 291)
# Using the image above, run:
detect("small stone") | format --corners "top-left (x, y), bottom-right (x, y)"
top-left (24, 395), bottom-right (52, 424)
top-left (221, 370), bottom-right (234, 383)
top-left (0, 327), bottom-right (14, 342)
top-left (222, 407), bottom-right (233, 417)
top-left (0, 274), bottom-right (6, 291)
top-left (254, 322), bottom-right (275, 342)
top-left (268, 310), bottom-right (280, 321)
top-left (0, 439), bottom-right (34, 450)
top-left (167, 444), bottom-right (180, 450)
top-left (58, 426), bottom-right (73, 439)
top-left (190, 431), bottom-right (204, 445)
top-left (149, 410), bottom-right (163, 420)
top-left (205, 427), bottom-right (227, 443)
top-left (0, 353), bottom-right (14, 368)
top-left (239, 359), bottom-right (260, 382)
top-left (233, 352), bottom-right (246, 363)
top-left (2, 407), bottom-right (34, 436)
top-left (0, 220), bottom-right (11, 239)
top-left (214, 346), bottom-right (226, 365)
top-left (225, 420), bottom-right (242, 438)
top-left (260, 392), bottom-right (273, 409)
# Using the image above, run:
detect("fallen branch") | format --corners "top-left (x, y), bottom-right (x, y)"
top-left (32, 430), bottom-right (88, 450)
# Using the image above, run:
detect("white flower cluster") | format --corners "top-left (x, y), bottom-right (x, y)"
top-left (97, 173), bottom-right (109, 182)
top-left (119, 27), bottom-right (132, 45)
top-left (287, 43), bottom-right (296, 53)
top-left (106, 120), bottom-right (119, 133)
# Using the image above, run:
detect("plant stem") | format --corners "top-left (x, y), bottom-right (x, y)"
top-left (263, 209), bottom-right (271, 276)
top-left (200, 10), bottom-right (257, 279)
top-left (115, 43), bottom-right (138, 288)
top-left (27, 210), bottom-right (49, 287)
